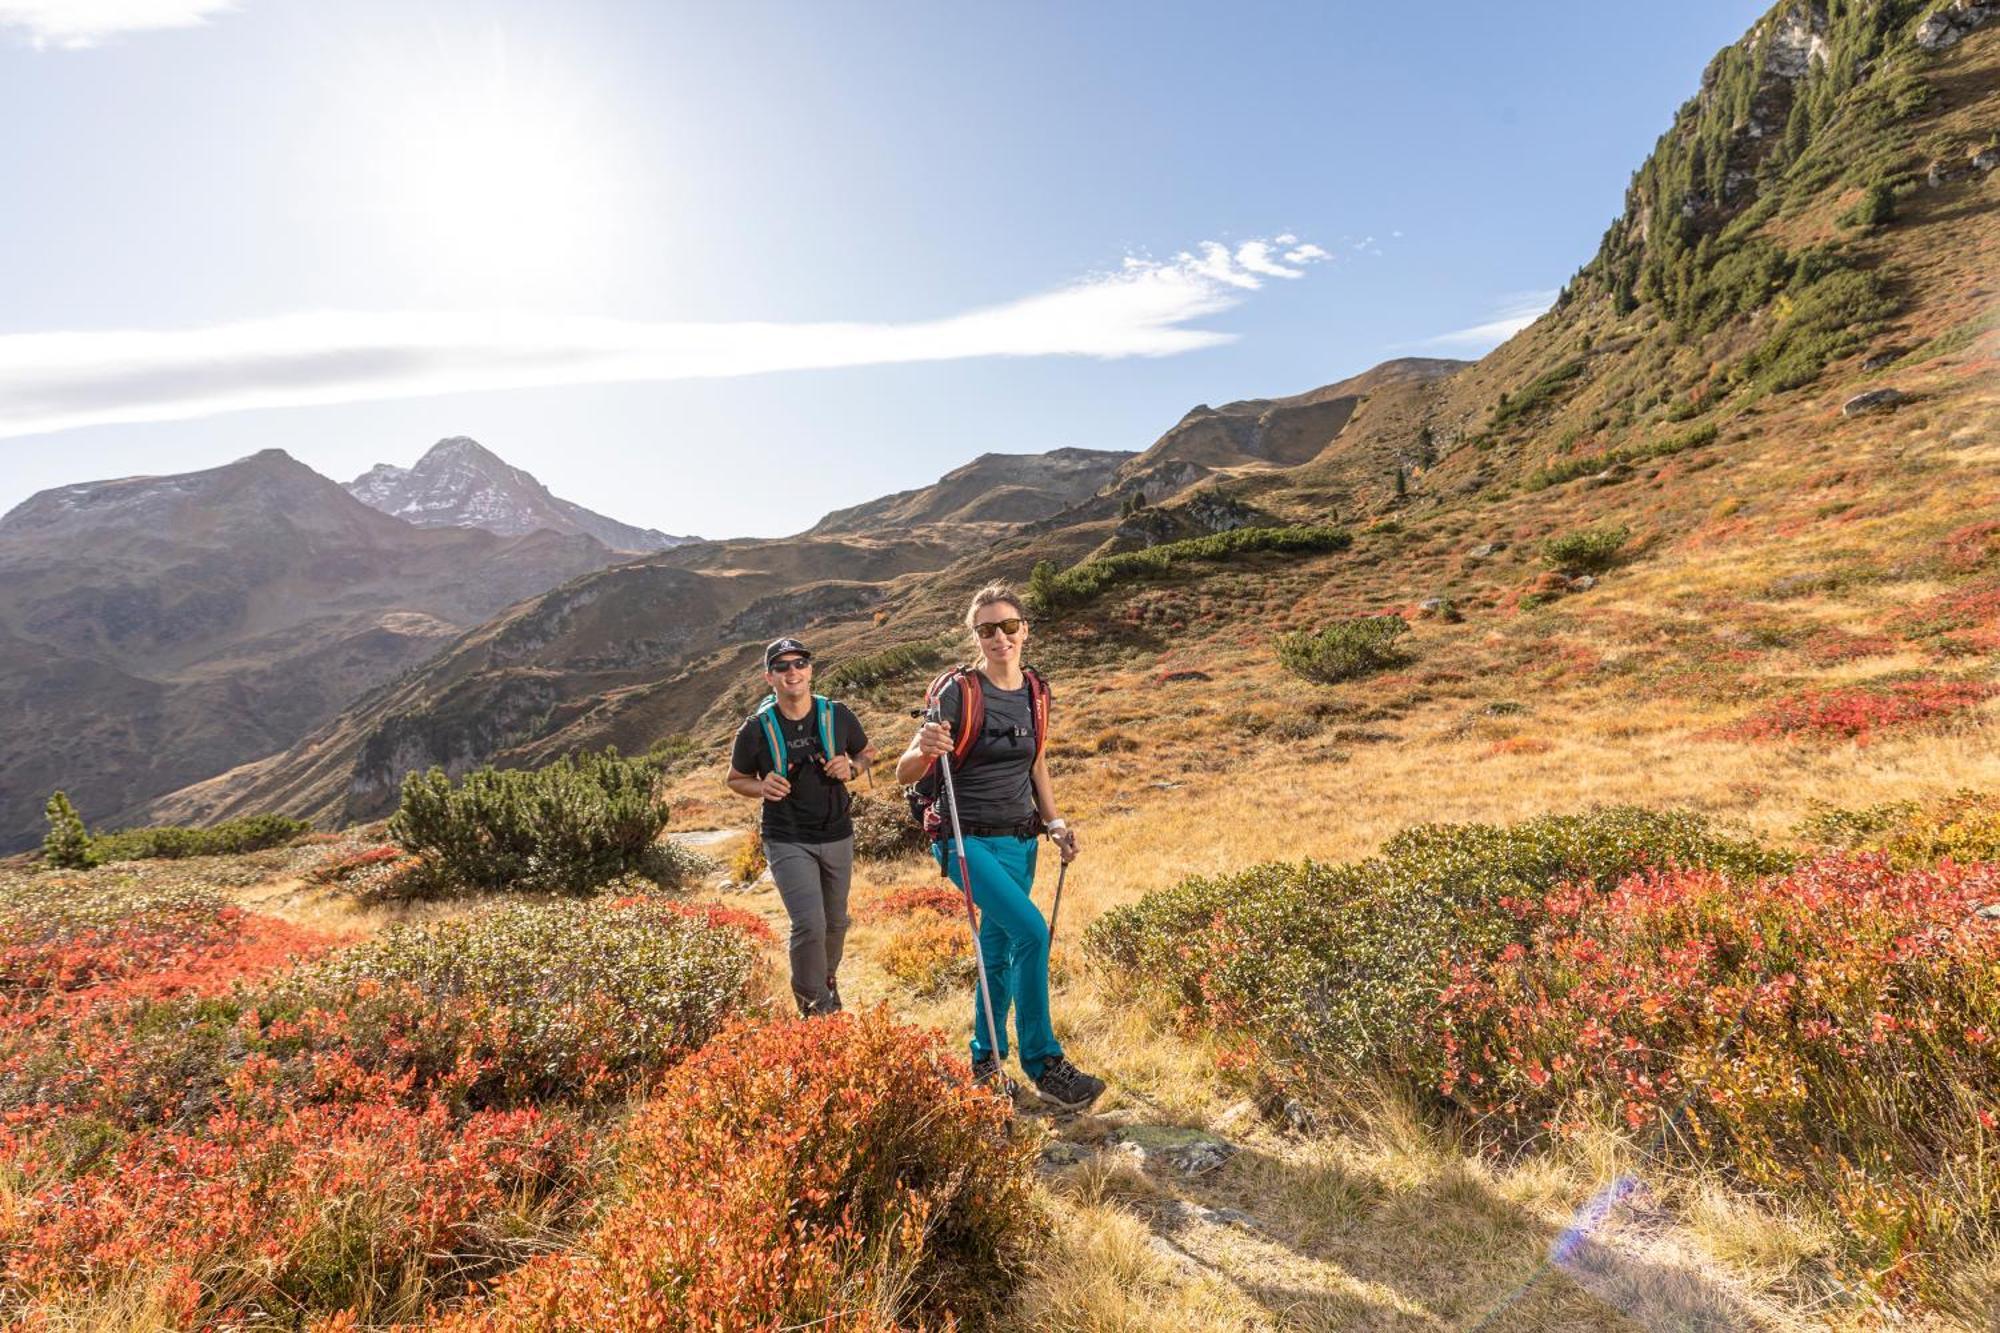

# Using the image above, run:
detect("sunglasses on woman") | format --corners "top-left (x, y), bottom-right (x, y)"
top-left (973, 618), bottom-right (1027, 638)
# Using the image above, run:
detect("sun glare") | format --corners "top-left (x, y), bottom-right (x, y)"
top-left (351, 30), bottom-right (630, 299)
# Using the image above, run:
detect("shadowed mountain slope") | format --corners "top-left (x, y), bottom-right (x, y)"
top-left (0, 449), bottom-right (618, 850)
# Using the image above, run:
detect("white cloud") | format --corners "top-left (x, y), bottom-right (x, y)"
top-left (1409, 289), bottom-right (1559, 351)
top-left (1283, 243), bottom-right (1330, 263)
top-left (1234, 240), bottom-right (1304, 279)
top-left (0, 0), bottom-right (235, 49)
top-left (0, 236), bottom-right (1331, 440)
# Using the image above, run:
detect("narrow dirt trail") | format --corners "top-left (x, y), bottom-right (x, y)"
top-left (676, 831), bottom-right (1803, 1333)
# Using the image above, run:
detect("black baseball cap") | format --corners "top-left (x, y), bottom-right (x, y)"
top-left (765, 638), bottom-right (812, 668)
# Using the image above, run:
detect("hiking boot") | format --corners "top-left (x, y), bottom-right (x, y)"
top-left (825, 973), bottom-right (842, 1013)
top-left (1032, 1056), bottom-right (1105, 1112)
top-left (970, 1054), bottom-right (1020, 1099)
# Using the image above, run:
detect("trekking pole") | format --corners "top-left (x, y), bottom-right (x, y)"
top-left (1047, 858), bottom-right (1068, 949)
top-left (930, 707), bottom-right (1006, 1071)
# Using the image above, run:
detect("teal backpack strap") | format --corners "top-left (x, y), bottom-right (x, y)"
top-left (812, 695), bottom-right (838, 761)
top-left (754, 695), bottom-right (786, 773)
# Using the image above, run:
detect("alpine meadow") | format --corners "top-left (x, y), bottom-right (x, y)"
top-left (2, 2), bottom-right (1998, 1330)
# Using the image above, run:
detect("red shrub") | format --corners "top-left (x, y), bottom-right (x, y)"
top-left (1, 900), bottom-right (333, 1029)
top-left (2, 1097), bottom-right (589, 1321)
top-left (1940, 520), bottom-right (2000, 573)
top-left (1894, 581), bottom-right (2000, 655)
top-left (442, 1014), bottom-right (1036, 1333)
top-left (1719, 679), bottom-right (1994, 743)
top-left (1433, 856), bottom-right (2000, 1294)
top-left (1799, 627), bottom-right (1901, 665)
top-left (873, 884), bottom-right (968, 920)
top-left (640, 897), bottom-right (778, 946)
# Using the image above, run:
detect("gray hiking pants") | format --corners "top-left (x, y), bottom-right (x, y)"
top-left (767, 835), bottom-right (853, 1014)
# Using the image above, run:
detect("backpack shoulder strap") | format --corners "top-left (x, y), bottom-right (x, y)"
top-left (753, 694), bottom-right (785, 773)
top-left (950, 667), bottom-right (983, 762)
top-left (811, 695), bottom-right (838, 759)
top-left (1022, 666), bottom-right (1052, 755)
top-left (916, 666), bottom-right (982, 773)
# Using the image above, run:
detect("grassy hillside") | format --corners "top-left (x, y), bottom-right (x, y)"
top-left (21, 8), bottom-right (1996, 1327)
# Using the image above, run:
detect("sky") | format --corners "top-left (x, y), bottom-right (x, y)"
top-left (0, 0), bottom-right (1769, 538)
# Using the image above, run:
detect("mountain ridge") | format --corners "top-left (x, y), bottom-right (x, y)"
top-left (344, 436), bottom-right (696, 552)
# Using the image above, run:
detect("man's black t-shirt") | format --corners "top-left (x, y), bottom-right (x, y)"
top-left (730, 699), bottom-right (869, 844)
top-left (934, 675), bottom-right (1040, 829)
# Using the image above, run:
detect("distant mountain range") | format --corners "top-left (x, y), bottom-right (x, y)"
top-left (345, 436), bottom-right (696, 551)
top-left (0, 438), bottom-right (1150, 850)
top-left (0, 447), bottom-right (621, 851)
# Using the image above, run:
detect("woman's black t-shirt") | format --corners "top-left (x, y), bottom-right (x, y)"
top-left (935, 675), bottom-right (1038, 828)
top-left (729, 701), bottom-right (868, 844)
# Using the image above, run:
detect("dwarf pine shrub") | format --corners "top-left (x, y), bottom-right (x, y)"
top-left (389, 749), bottom-right (667, 893)
top-left (1028, 524), bottom-right (1351, 615)
top-left (817, 638), bottom-right (950, 695)
top-left (1274, 614), bottom-right (1413, 683)
top-left (89, 814), bottom-right (313, 864)
top-left (1540, 523), bottom-right (1631, 574)
top-left (40, 791), bottom-right (95, 869)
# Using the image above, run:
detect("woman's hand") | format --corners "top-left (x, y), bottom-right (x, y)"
top-left (915, 720), bottom-right (953, 757)
top-left (1049, 821), bottom-right (1079, 864)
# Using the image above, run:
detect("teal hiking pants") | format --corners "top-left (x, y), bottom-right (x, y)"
top-left (935, 832), bottom-right (1061, 1077)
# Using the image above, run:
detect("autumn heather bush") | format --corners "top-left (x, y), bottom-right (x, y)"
top-left (879, 915), bottom-right (976, 999)
top-left (1084, 807), bottom-right (1785, 1076)
top-left (279, 895), bottom-right (763, 1110)
top-left (873, 883), bottom-right (968, 920)
top-left (1721, 678), bottom-right (1994, 743)
top-left (1796, 789), bottom-right (2000, 867)
top-left (441, 1014), bottom-right (1038, 1332)
top-left (5, 1098), bottom-right (589, 1326)
top-left (1433, 856), bottom-right (2000, 1301)
top-left (390, 748), bottom-right (668, 893)
top-left (0, 877), bottom-right (334, 1022)
top-left (0, 890), bottom-right (768, 1325)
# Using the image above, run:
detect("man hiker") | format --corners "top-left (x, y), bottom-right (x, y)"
top-left (726, 637), bottom-right (871, 1016)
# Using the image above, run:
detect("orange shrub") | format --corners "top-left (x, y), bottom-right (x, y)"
top-left (878, 916), bottom-right (975, 998)
top-left (443, 1014), bottom-right (1037, 1332)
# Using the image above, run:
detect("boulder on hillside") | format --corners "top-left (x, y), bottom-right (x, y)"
top-left (1842, 388), bottom-right (1908, 416)
top-left (1974, 146), bottom-right (1999, 173)
top-left (1915, 0), bottom-right (1996, 50)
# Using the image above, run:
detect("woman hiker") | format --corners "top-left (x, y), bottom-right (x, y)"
top-left (726, 636), bottom-right (871, 1017)
top-left (895, 584), bottom-right (1106, 1111)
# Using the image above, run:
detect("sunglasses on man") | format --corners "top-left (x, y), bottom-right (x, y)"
top-left (973, 618), bottom-right (1027, 638)
top-left (769, 657), bottom-right (811, 673)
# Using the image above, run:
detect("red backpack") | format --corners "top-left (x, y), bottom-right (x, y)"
top-left (905, 664), bottom-right (1051, 841)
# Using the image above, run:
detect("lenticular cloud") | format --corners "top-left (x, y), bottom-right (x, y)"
top-left (0, 237), bottom-right (1328, 440)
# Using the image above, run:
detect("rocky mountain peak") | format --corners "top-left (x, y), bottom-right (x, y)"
top-left (343, 437), bottom-right (695, 552)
